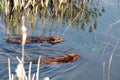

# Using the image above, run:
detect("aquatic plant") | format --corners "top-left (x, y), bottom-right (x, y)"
top-left (0, 0), bottom-right (105, 35)
top-left (7, 15), bottom-right (50, 80)
top-left (8, 56), bottom-right (46, 80)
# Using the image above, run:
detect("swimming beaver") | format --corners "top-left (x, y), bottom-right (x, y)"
top-left (6, 36), bottom-right (64, 44)
top-left (32, 53), bottom-right (80, 64)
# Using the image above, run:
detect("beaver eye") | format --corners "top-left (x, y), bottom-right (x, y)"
top-left (51, 39), bottom-right (55, 41)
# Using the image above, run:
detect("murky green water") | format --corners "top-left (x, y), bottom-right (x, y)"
top-left (0, 0), bottom-right (120, 80)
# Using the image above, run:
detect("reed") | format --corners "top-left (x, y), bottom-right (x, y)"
top-left (8, 58), bottom-right (12, 80)
top-left (7, 14), bottom-right (49, 80)
top-left (103, 62), bottom-right (105, 80)
top-left (108, 42), bottom-right (119, 80)
top-left (0, 0), bottom-right (105, 34)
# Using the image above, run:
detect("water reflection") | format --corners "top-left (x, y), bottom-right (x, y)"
top-left (0, 0), bottom-right (108, 80)
top-left (0, 0), bottom-right (105, 36)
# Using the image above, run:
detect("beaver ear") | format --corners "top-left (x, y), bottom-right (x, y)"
top-left (49, 36), bottom-right (54, 40)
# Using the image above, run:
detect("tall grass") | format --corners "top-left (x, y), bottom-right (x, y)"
top-left (8, 56), bottom-right (46, 80)
top-left (8, 15), bottom-right (49, 80)
top-left (0, 0), bottom-right (105, 35)
top-left (108, 42), bottom-right (119, 80)
top-left (102, 62), bottom-right (105, 80)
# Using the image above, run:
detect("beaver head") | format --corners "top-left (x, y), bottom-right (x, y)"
top-left (64, 53), bottom-right (80, 63)
top-left (48, 36), bottom-right (64, 44)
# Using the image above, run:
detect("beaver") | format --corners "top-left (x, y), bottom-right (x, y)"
top-left (32, 53), bottom-right (80, 64)
top-left (6, 36), bottom-right (64, 45)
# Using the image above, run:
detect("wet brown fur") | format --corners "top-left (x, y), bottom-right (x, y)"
top-left (32, 53), bottom-right (80, 64)
top-left (6, 36), bottom-right (64, 44)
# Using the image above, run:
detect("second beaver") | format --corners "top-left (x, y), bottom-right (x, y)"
top-left (32, 53), bottom-right (80, 65)
top-left (6, 36), bottom-right (64, 45)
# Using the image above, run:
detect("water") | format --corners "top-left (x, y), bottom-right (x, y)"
top-left (0, 0), bottom-right (120, 80)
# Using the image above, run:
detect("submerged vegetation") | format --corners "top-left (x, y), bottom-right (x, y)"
top-left (0, 0), bottom-right (105, 34)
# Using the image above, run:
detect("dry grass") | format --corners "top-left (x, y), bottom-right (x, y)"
top-left (7, 15), bottom-right (50, 80)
